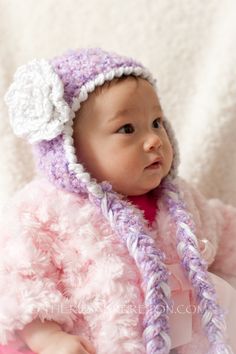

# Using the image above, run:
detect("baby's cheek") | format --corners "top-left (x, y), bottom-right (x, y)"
top-left (168, 140), bottom-right (174, 159)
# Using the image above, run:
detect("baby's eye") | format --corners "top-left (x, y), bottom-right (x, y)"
top-left (117, 124), bottom-right (135, 134)
top-left (153, 118), bottom-right (162, 129)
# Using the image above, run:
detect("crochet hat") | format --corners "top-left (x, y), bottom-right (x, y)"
top-left (5, 48), bottom-right (230, 354)
top-left (5, 48), bottom-right (179, 197)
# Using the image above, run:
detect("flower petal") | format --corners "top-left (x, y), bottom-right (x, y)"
top-left (5, 59), bottom-right (71, 143)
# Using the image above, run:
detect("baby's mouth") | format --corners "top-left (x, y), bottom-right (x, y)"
top-left (145, 161), bottom-right (162, 169)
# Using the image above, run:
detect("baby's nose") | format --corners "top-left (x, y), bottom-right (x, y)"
top-left (143, 133), bottom-right (162, 151)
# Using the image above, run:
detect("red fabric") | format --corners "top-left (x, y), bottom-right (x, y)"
top-left (127, 190), bottom-right (158, 225)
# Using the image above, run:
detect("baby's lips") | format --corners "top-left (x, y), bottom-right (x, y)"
top-left (145, 156), bottom-right (163, 168)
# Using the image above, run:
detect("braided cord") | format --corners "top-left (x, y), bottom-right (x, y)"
top-left (162, 179), bottom-right (233, 354)
top-left (90, 189), bottom-right (172, 354)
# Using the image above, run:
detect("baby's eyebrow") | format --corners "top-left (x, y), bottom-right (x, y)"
top-left (108, 104), bottom-right (162, 123)
top-left (108, 109), bottom-right (132, 122)
top-left (153, 104), bottom-right (162, 112)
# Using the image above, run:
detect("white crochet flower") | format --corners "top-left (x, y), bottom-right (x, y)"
top-left (5, 59), bottom-right (71, 143)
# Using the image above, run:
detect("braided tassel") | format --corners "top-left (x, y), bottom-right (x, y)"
top-left (162, 178), bottom-right (233, 354)
top-left (90, 189), bottom-right (172, 354)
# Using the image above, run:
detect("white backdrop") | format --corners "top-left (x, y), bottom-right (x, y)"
top-left (1, 0), bottom-right (236, 211)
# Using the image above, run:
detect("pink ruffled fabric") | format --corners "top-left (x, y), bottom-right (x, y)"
top-left (1, 177), bottom-right (236, 353)
top-left (0, 345), bottom-right (34, 354)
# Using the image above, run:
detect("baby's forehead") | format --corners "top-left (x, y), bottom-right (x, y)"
top-left (94, 75), bottom-right (139, 95)
top-left (96, 76), bottom-right (159, 102)
top-left (74, 76), bottom-right (161, 123)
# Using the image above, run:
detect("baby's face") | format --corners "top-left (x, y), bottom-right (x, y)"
top-left (73, 77), bottom-right (173, 196)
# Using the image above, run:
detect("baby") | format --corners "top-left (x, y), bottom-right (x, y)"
top-left (0, 48), bottom-right (236, 354)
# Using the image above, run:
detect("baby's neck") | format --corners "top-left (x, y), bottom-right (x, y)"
top-left (127, 191), bottom-right (158, 226)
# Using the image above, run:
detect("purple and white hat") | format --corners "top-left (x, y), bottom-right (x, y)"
top-left (5, 48), bottom-right (179, 198)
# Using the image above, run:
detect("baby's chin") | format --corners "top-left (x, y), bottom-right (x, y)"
top-left (116, 183), bottom-right (162, 197)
